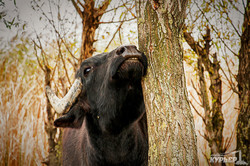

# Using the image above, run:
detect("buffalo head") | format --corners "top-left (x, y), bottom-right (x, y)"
top-left (46, 45), bottom-right (147, 133)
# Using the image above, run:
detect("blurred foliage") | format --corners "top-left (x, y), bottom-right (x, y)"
top-left (0, 0), bottom-right (19, 29)
top-left (0, 33), bottom-right (48, 165)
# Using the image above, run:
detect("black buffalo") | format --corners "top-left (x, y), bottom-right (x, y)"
top-left (46, 45), bottom-right (148, 166)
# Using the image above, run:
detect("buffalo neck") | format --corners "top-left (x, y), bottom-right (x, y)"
top-left (98, 80), bottom-right (144, 134)
top-left (84, 110), bottom-right (147, 164)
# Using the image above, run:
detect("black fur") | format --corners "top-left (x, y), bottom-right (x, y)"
top-left (54, 45), bottom-right (148, 166)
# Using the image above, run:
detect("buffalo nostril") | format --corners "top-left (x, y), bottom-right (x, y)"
top-left (116, 47), bottom-right (126, 55)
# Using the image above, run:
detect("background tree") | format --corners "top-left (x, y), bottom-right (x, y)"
top-left (136, 0), bottom-right (198, 165)
top-left (71, 0), bottom-right (110, 62)
top-left (184, 26), bottom-right (225, 166)
top-left (184, 0), bottom-right (248, 165)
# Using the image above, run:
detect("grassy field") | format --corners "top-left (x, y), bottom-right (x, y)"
top-left (0, 38), bottom-right (48, 166)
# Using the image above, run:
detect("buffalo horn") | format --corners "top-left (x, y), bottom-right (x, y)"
top-left (45, 77), bottom-right (83, 114)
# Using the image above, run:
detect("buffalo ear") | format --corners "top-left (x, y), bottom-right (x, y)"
top-left (54, 103), bottom-right (87, 128)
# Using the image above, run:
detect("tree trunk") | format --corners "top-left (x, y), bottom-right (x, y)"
top-left (136, 1), bottom-right (198, 165)
top-left (44, 66), bottom-right (60, 166)
top-left (71, 0), bottom-right (110, 63)
top-left (80, 0), bottom-right (98, 61)
top-left (237, 0), bottom-right (250, 163)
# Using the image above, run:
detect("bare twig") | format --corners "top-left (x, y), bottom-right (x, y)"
top-left (121, 0), bottom-right (136, 18)
top-left (202, 150), bottom-right (211, 166)
top-left (221, 3), bottom-right (241, 37)
top-left (223, 124), bottom-right (237, 152)
top-left (98, 17), bottom-right (136, 24)
top-left (104, 3), bottom-right (137, 50)
top-left (190, 100), bottom-right (206, 124)
top-left (57, 40), bottom-right (72, 87)
top-left (228, 0), bottom-right (244, 15)
top-left (60, 37), bottom-right (79, 61)
top-left (51, 63), bottom-right (57, 83)
top-left (119, 26), bottom-right (123, 44)
top-left (95, 0), bottom-right (110, 17)
top-left (33, 41), bottom-right (45, 72)
top-left (198, 130), bottom-right (209, 141)
top-left (191, 79), bottom-right (201, 96)
top-left (221, 91), bottom-right (234, 105)
top-left (34, 1), bottom-right (80, 62)
top-left (104, 1), bottom-right (132, 14)
top-left (220, 65), bottom-right (239, 94)
top-left (189, 91), bottom-right (203, 107)
top-left (67, 58), bottom-right (78, 72)
top-left (34, 34), bottom-right (51, 66)
top-left (194, 0), bottom-right (238, 57)
top-left (105, 22), bottom-right (124, 51)
top-left (71, 0), bottom-right (83, 19)
top-left (225, 56), bottom-right (237, 83)
top-left (76, 0), bottom-right (85, 9)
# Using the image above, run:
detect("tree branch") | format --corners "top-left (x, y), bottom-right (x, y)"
top-left (189, 91), bottom-right (203, 107)
top-left (190, 100), bottom-right (206, 125)
top-left (183, 30), bottom-right (204, 56)
top-left (223, 124), bottom-right (236, 152)
top-left (201, 150), bottom-right (212, 166)
top-left (98, 17), bottom-right (136, 24)
top-left (77, 0), bottom-right (85, 9)
top-left (191, 78), bottom-right (201, 96)
top-left (184, 27), bottom-right (213, 75)
top-left (105, 21), bottom-right (124, 51)
top-left (71, 0), bottom-right (83, 19)
top-left (33, 41), bottom-right (45, 72)
top-left (221, 91), bottom-right (234, 105)
top-left (198, 130), bottom-right (209, 141)
top-left (121, 0), bottom-right (136, 18)
top-left (228, 0), bottom-right (244, 15)
top-left (194, 0), bottom-right (238, 56)
top-left (57, 40), bottom-right (72, 87)
top-left (220, 63), bottom-right (239, 94)
top-left (95, 0), bottom-right (110, 18)
top-left (222, 5), bottom-right (241, 37)
top-left (103, 1), bottom-right (132, 14)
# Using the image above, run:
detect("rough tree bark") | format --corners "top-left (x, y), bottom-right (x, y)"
top-left (136, 0), bottom-right (198, 165)
top-left (237, 0), bottom-right (249, 163)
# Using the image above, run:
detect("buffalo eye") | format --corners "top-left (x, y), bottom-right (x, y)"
top-left (84, 67), bottom-right (92, 76)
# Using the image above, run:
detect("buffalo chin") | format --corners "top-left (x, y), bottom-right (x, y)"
top-left (115, 60), bottom-right (144, 80)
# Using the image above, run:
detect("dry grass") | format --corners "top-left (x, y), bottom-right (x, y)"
top-left (0, 38), bottom-right (48, 166)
